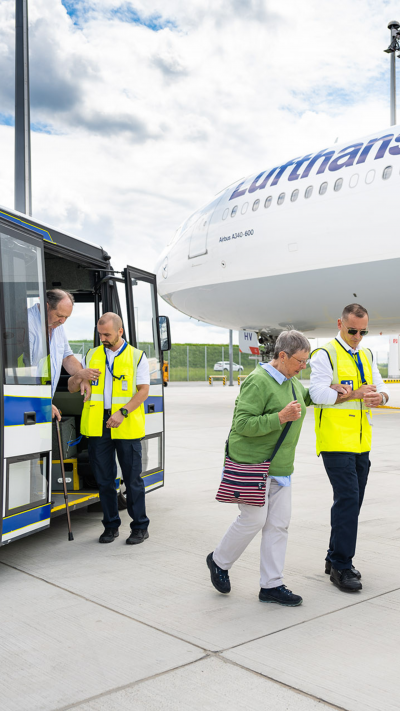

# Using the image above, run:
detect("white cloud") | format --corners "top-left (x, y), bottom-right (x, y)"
top-left (0, 0), bottom-right (398, 344)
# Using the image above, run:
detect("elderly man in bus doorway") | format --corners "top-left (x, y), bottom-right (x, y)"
top-left (69, 312), bottom-right (151, 545)
top-left (28, 288), bottom-right (100, 420)
top-left (309, 303), bottom-right (389, 593)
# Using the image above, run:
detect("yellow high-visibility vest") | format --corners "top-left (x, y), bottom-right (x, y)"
top-left (313, 339), bottom-right (373, 455)
top-left (80, 343), bottom-right (145, 439)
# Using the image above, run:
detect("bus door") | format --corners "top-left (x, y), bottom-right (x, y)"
top-left (0, 227), bottom-right (52, 545)
top-left (123, 266), bottom-right (167, 492)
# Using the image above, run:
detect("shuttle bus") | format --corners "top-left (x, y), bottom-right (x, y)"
top-left (0, 205), bottom-right (170, 546)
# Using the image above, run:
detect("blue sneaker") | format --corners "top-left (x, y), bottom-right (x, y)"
top-left (206, 552), bottom-right (231, 594)
top-left (259, 584), bottom-right (303, 606)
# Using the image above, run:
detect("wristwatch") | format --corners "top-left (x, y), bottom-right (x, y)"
top-left (119, 408), bottom-right (129, 418)
top-left (380, 393), bottom-right (387, 406)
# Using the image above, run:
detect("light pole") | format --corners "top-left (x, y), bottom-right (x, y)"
top-left (384, 20), bottom-right (400, 127)
top-left (15, 0), bottom-right (32, 215)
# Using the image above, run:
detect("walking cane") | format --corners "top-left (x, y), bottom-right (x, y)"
top-left (55, 417), bottom-right (74, 541)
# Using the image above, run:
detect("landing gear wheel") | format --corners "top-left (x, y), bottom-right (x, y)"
top-left (118, 479), bottom-right (128, 510)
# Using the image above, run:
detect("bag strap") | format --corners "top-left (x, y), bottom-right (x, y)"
top-left (227, 380), bottom-right (297, 461)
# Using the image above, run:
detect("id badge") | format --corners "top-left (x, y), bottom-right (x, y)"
top-left (366, 411), bottom-right (373, 426)
top-left (341, 380), bottom-right (353, 389)
top-left (122, 380), bottom-right (128, 391)
top-left (92, 379), bottom-right (99, 386)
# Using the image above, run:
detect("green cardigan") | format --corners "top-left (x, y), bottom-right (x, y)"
top-left (227, 365), bottom-right (312, 477)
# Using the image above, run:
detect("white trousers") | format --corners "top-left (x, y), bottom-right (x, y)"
top-left (213, 478), bottom-right (292, 589)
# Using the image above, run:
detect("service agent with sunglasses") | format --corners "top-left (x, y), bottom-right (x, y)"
top-left (207, 330), bottom-right (318, 607)
top-left (309, 303), bottom-right (389, 592)
top-left (69, 312), bottom-right (150, 545)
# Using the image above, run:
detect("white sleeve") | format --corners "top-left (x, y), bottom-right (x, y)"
top-left (136, 353), bottom-right (150, 385)
top-left (309, 350), bottom-right (338, 406)
top-left (371, 352), bottom-right (388, 395)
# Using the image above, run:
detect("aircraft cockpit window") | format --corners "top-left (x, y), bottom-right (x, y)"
top-left (222, 208), bottom-right (229, 220)
top-left (305, 186), bottom-right (313, 199)
top-left (290, 190), bottom-right (299, 202)
top-left (264, 196), bottom-right (272, 209)
top-left (319, 182), bottom-right (328, 195)
top-left (252, 199), bottom-right (260, 211)
top-left (241, 202), bottom-right (249, 214)
top-left (231, 206), bottom-right (238, 217)
top-left (334, 178), bottom-right (343, 192)
top-left (277, 193), bottom-right (285, 205)
top-left (383, 166), bottom-right (392, 180)
top-left (365, 170), bottom-right (375, 184)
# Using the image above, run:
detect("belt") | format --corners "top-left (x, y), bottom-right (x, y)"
top-left (104, 408), bottom-right (112, 416)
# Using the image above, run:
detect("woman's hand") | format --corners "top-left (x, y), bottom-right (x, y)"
top-left (278, 400), bottom-right (302, 424)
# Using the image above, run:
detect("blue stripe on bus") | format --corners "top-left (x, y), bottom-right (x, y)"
top-left (144, 396), bottom-right (163, 414)
top-left (4, 396), bottom-right (52, 426)
top-left (143, 470), bottom-right (164, 488)
top-left (0, 209), bottom-right (55, 242)
top-left (2, 503), bottom-right (52, 534)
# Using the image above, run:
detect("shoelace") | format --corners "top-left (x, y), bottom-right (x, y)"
top-left (215, 564), bottom-right (229, 581)
top-left (276, 585), bottom-right (292, 595)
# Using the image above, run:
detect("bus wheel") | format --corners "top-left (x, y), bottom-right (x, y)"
top-left (118, 479), bottom-right (128, 510)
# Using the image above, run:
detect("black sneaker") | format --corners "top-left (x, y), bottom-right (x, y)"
top-left (325, 560), bottom-right (361, 579)
top-left (99, 528), bottom-right (119, 543)
top-left (330, 567), bottom-right (362, 592)
top-left (206, 552), bottom-right (231, 594)
top-left (259, 585), bottom-right (303, 606)
top-left (126, 529), bottom-right (149, 545)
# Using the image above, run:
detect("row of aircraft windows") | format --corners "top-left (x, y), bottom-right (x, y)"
top-left (222, 165), bottom-right (395, 219)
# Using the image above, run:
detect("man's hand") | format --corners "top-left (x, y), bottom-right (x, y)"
top-left (354, 384), bottom-right (377, 399)
top-left (79, 367), bottom-right (101, 383)
top-left (364, 391), bottom-right (384, 407)
top-left (330, 383), bottom-right (352, 395)
top-left (278, 401), bottom-right (302, 424)
top-left (106, 410), bottom-right (125, 428)
top-left (80, 380), bottom-right (92, 403)
top-left (52, 404), bottom-right (61, 421)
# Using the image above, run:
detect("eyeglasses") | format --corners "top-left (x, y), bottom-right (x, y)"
top-left (346, 327), bottom-right (369, 336)
top-left (289, 355), bottom-right (309, 366)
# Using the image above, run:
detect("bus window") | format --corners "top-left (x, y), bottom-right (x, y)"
top-left (0, 231), bottom-right (49, 385)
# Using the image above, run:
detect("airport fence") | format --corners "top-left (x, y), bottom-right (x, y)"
top-left (69, 341), bottom-right (389, 381)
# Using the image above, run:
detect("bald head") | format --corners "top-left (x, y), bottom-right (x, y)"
top-left (97, 312), bottom-right (124, 351)
top-left (98, 312), bottom-right (122, 330)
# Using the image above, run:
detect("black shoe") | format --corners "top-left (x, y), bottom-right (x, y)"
top-left (330, 567), bottom-right (362, 592)
top-left (126, 528), bottom-right (149, 545)
top-left (259, 585), bottom-right (303, 606)
top-left (99, 528), bottom-right (119, 543)
top-left (206, 552), bottom-right (231, 594)
top-left (325, 560), bottom-right (361, 579)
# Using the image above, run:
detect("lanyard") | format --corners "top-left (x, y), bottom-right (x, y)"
top-left (104, 341), bottom-right (128, 380)
top-left (348, 350), bottom-right (366, 385)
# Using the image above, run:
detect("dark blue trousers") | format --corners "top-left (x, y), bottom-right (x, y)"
top-left (321, 451), bottom-right (370, 570)
top-left (88, 413), bottom-right (149, 531)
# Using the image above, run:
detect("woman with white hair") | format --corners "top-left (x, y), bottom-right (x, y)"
top-left (207, 329), bottom-right (342, 606)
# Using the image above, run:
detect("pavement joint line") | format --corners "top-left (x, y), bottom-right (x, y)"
top-left (51, 655), bottom-right (210, 711)
top-left (0, 560), bottom-right (209, 654)
top-left (222, 583), bottom-right (400, 652)
top-left (211, 652), bottom-right (347, 711)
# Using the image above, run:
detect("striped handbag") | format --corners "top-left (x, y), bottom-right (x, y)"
top-left (216, 383), bottom-right (296, 507)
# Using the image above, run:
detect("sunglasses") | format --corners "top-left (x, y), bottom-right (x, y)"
top-left (346, 327), bottom-right (369, 336)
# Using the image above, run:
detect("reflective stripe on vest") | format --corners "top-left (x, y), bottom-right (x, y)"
top-left (312, 339), bottom-right (373, 455)
top-left (80, 344), bottom-right (145, 440)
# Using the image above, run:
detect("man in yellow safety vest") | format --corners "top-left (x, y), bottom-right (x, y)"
top-left (309, 303), bottom-right (389, 592)
top-left (68, 312), bottom-right (150, 544)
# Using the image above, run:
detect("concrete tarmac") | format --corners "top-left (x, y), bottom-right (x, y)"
top-left (1, 381), bottom-right (400, 711)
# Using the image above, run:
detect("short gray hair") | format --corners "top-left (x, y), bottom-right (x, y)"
top-left (273, 330), bottom-right (311, 359)
top-left (47, 289), bottom-right (74, 310)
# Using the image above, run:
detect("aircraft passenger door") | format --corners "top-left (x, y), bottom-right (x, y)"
top-left (123, 266), bottom-right (165, 492)
top-left (188, 194), bottom-right (224, 259)
top-left (0, 227), bottom-right (52, 545)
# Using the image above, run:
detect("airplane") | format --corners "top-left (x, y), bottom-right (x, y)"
top-left (156, 125), bottom-right (400, 356)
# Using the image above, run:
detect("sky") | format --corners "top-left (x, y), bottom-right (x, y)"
top-left (0, 0), bottom-right (398, 351)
